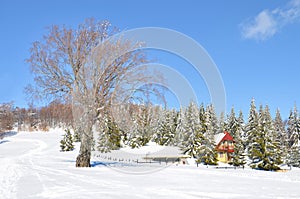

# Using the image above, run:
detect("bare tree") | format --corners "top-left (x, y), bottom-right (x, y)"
top-left (0, 102), bottom-right (15, 132)
top-left (26, 18), bottom-right (162, 167)
top-left (38, 100), bottom-right (73, 129)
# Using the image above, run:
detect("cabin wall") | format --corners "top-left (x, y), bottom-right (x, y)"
top-left (217, 152), bottom-right (228, 163)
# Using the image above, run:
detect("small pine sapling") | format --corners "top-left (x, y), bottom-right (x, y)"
top-left (60, 134), bottom-right (66, 152)
top-left (60, 129), bottom-right (75, 152)
top-left (65, 129), bottom-right (75, 151)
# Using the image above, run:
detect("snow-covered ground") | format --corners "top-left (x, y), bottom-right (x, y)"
top-left (1, 129), bottom-right (300, 199)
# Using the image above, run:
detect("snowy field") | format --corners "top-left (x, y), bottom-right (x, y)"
top-left (1, 129), bottom-right (300, 199)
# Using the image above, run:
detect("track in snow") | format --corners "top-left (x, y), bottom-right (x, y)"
top-left (1, 130), bottom-right (300, 199)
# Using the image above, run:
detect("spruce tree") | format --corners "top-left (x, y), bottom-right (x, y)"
top-left (127, 122), bottom-right (141, 148)
top-left (286, 106), bottom-right (300, 167)
top-left (196, 136), bottom-right (218, 165)
top-left (286, 145), bottom-right (300, 167)
top-left (205, 104), bottom-right (219, 135)
top-left (176, 101), bottom-right (217, 165)
top-left (73, 127), bottom-right (82, 142)
top-left (136, 105), bottom-right (154, 145)
top-left (248, 104), bottom-right (282, 170)
top-left (174, 108), bottom-right (185, 147)
top-left (65, 129), bottom-right (75, 151)
top-left (226, 107), bottom-right (239, 138)
top-left (261, 105), bottom-right (282, 170)
top-left (180, 101), bottom-right (204, 158)
top-left (245, 99), bottom-right (261, 168)
top-left (155, 109), bottom-right (178, 146)
top-left (234, 110), bottom-right (247, 167)
top-left (154, 109), bottom-right (168, 145)
top-left (60, 129), bottom-right (75, 152)
top-left (199, 103), bottom-right (206, 133)
top-left (170, 109), bottom-right (179, 144)
top-left (274, 109), bottom-right (289, 164)
top-left (226, 107), bottom-right (246, 166)
top-left (238, 110), bottom-right (247, 141)
top-left (60, 134), bottom-right (66, 152)
top-left (288, 105), bottom-right (300, 147)
top-left (219, 112), bottom-right (227, 133)
top-left (197, 104), bottom-right (218, 165)
top-left (122, 105), bottom-right (153, 149)
top-left (97, 114), bottom-right (122, 152)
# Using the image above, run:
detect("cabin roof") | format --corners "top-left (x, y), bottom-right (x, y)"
top-left (214, 131), bottom-right (234, 145)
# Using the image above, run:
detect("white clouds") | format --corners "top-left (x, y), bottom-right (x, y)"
top-left (240, 0), bottom-right (300, 41)
top-left (241, 10), bottom-right (277, 41)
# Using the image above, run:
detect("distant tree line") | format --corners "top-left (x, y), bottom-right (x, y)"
top-left (0, 102), bottom-right (15, 133)
top-left (0, 100), bottom-right (73, 133)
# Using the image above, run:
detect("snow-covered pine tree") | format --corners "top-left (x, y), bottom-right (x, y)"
top-left (288, 105), bottom-right (300, 147)
top-left (226, 107), bottom-right (239, 138)
top-left (137, 105), bottom-right (153, 145)
top-left (176, 102), bottom-right (217, 165)
top-left (154, 108), bottom-right (167, 145)
top-left (126, 115), bottom-right (141, 148)
top-left (174, 108), bottom-right (185, 147)
top-left (125, 105), bottom-right (157, 148)
top-left (97, 114), bottom-right (109, 152)
top-left (145, 105), bottom-right (158, 143)
top-left (238, 110), bottom-right (247, 142)
top-left (73, 127), bottom-right (82, 142)
top-left (219, 112), bottom-right (227, 133)
top-left (196, 104), bottom-right (218, 165)
top-left (196, 135), bottom-right (218, 165)
top-left (180, 101), bottom-right (204, 158)
top-left (248, 105), bottom-right (282, 170)
top-left (124, 107), bottom-right (143, 149)
top-left (274, 108), bottom-right (289, 164)
top-left (169, 109), bottom-right (179, 144)
top-left (155, 109), bottom-right (178, 146)
top-left (235, 110), bottom-right (247, 166)
top-left (286, 106), bottom-right (300, 167)
top-left (199, 103), bottom-right (206, 129)
top-left (287, 144), bottom-right (300, 167)
top-left (226, 107), bottom-right (246, 166)
top-left (245, 99), bottom-right (259, 167)
top-left (205, 104), bottom-right (219, 135)
top-left (261, 105), bottom-right (282, 170)
top-left (97, 114), bottom-right (121, 152)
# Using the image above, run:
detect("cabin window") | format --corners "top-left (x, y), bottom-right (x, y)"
top-left (224, 141), bottom-right (228, 146)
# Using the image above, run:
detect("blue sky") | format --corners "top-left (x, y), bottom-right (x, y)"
top-left (1, 0), bottom-right (300, 119)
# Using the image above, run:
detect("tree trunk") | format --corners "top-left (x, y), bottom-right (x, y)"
top-left (75, 113), bottom-right (94, 167)
top-left (76, 150), bottom-right (91, 167)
